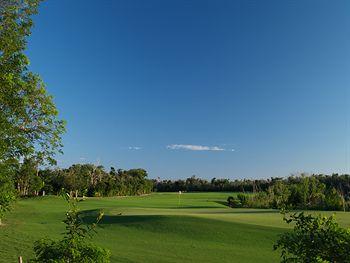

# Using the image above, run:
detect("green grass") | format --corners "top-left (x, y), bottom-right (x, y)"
top-left (1, 192), bottom-right (350, 263)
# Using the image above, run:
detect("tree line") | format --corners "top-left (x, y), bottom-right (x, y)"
top-left (155, 176), bottom-right (272, 192)
top-left (226, 174), bottom-right (349, 211)
top-left (156, 174), bottom-right (350, 211)
top-left (13, 160), bottom-right (153, 197)
top-left (10, 160), bottom-right (350, 212)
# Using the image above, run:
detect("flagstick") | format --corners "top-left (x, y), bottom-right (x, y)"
top-left (178, 191), bottom-right (182, 207)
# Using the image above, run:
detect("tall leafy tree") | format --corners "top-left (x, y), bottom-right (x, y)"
top-left (0, 0), bottom-right (65, 222)
top-left (0, 0), bottom-right (65, 163)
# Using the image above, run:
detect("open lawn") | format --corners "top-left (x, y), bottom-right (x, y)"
top-left (1, 192), bottom-right (350, 263)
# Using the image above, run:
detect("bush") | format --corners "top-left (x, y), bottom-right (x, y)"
top-left (274, 212), bottom-right (350, 262)
top-left (31, 193), bottom-right (111, 262)
top-left (247, 192), bottom-right (271, 209)
top-left (236, 193), bottom-right (249, 207)
top-left (227, 196), bottom-right (242, 208)
top-left (33, 239), bottom-right (110, 263)
top-left (227, 196), bottom-right (234, 207)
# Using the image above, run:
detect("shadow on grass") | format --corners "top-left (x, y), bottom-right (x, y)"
top-left (195, 210), bottom-right (280, 215)
top-left (168, 205), bottom-right (222, 209)
top-left (209, 201), bottom-right (280, 214)
top-left (213, 200), bottom-right (229, 207)
top-left (78, 209), bottom-right (286, 242)
top-left (79, 209), bottom-right (165, 227)
top-left (78, 206), bottom-right (280, 228)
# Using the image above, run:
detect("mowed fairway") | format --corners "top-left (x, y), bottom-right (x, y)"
top-left (1, 193), bottom-right (350, 263)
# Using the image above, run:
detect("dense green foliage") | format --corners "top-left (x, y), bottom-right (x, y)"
top-left (227, 175), bottom-right (348, 211)
top-left (155, 175), bottom-right (272, 192)
top-left (274, 212), bottom-right (350, 262)
top-left (0, 0), bottom-right (65, 164)
top-left (0, 163), bottom-right (16, 224)
top-left (13, 162), bottom-right (153, 197)
top-left (0, 0), bottom-right (65, 221)
top-left (156, 174), bottom-right (350, 200)
top-left (157, 174), bottom-right (350, 211)
top-left (32, 194), bottom-right (110, 262)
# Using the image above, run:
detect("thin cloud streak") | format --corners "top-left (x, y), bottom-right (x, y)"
top-left (167, 144), bottom-right (233, 152)
top-left (128, 146), bottom-right (142, 150)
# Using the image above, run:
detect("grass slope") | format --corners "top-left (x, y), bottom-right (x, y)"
top-left (1, 192), bottom-right (350, 262)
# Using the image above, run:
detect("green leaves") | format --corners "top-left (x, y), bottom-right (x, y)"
top-left (32, 238), bottom-right (111, 263)
top-left (0, 162), bottom-right (16, 221)
top-left (0, 0), bottom-right (65, 164)
top-left (274, 212), bottom-right (350, 262)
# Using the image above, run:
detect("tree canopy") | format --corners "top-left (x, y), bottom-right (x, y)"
top-left (12, 163), bottom-right (154, 198)
top-left (0, 0), bottom-right (65, 165)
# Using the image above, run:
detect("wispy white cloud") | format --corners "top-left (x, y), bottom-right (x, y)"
top-left (128, 146), bottom-right (142, 150)
top-left (167, 144), bottom-right (233, 152)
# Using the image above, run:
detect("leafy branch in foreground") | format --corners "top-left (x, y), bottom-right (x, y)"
top-left (274, 212), bottom-right (350, 263)
top-left (31, 193), bottom-right (110, 262)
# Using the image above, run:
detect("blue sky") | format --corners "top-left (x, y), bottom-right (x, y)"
top-left (27, 0), bottom-right (349, 179)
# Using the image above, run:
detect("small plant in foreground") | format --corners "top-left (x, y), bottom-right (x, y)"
top-left (274, 212), bottom-right (350, 262)
top-left (31, 193), bottom-right (110, 262)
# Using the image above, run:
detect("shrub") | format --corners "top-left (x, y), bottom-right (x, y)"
top-left (227, 196), bottom-right (234, 207)
top-left (227, 196), bottom-right (242, 207)
top-left (247, 191), bottom-right (271, 209)
top-left (236, 193), bottom-right (249, 207)
top-left (274, 212), bottom-right (350, 262)
top-left (31, 193), bottom-right (111, 262)
top-left (33, 239), bottom-right (110, 263)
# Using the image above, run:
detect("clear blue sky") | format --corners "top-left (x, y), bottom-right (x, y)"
top-left (27, 0), bottom-right (349, 179)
